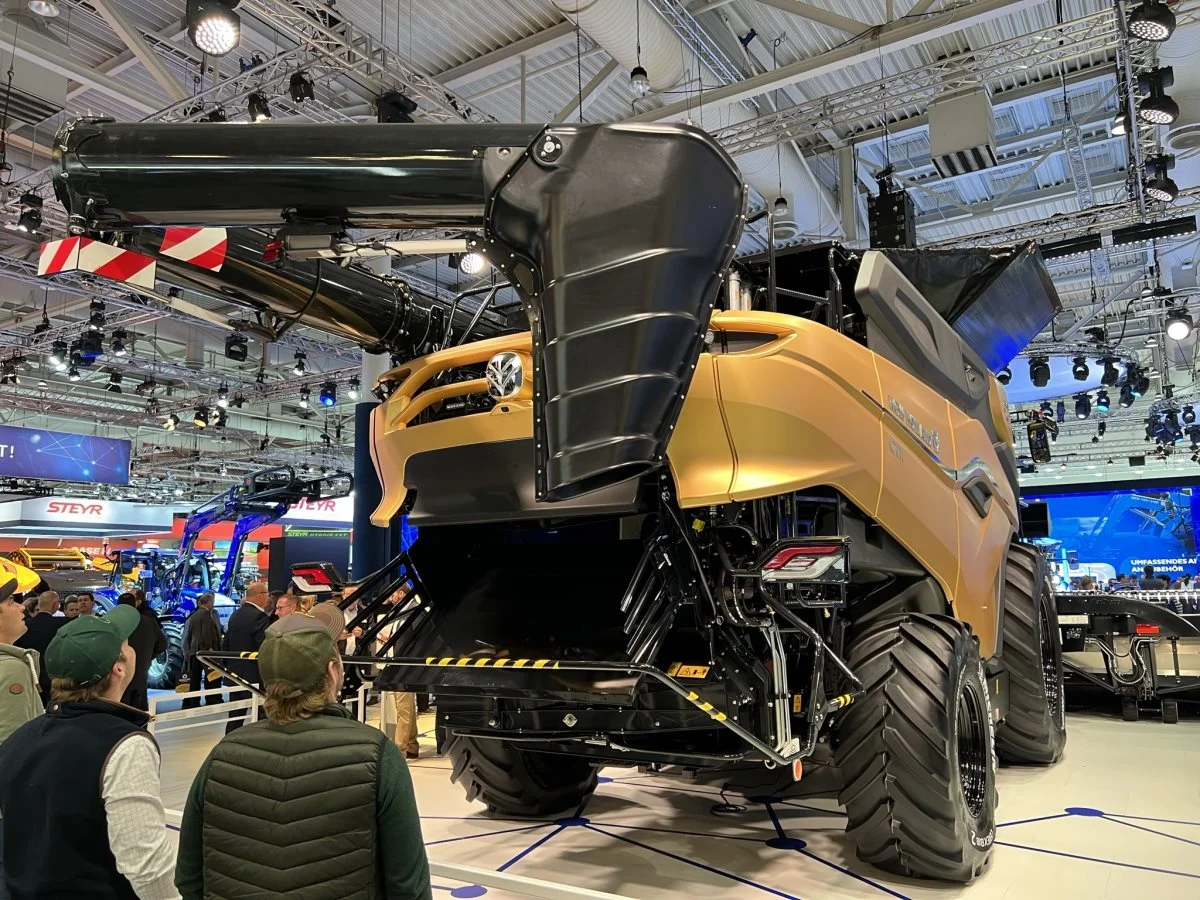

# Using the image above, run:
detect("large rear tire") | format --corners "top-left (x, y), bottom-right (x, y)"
top-left (836, 614), bottom-right (996, 883)
top-left (996, 543), bottom-right (1066, 765)
top-left (148, 621), bottom-right (185, 690)
top-left (445, 734), bottom-right (598, 817)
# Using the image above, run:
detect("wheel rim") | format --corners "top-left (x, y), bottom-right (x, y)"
top-left (957, 678), bottom-right (990, 820)
top-left (1039, 592), bottom-right (1065, 729)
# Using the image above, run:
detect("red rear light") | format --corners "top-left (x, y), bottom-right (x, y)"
top-left (262, 240), bottom-right (283, 263)
top-left (1135, 623), bottom-right (1161, 635)
top-left (293, 566), bottom-right (333, 585)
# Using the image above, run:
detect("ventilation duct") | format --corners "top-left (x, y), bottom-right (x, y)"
top-left (551, 0), bottom-right (837, 241)
top-left (928, 87), bottom-right (998, 178)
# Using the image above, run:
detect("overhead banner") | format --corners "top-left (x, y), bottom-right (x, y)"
top-left (282, 496), bottom-right (354, 527)
top-left (0, 497), bottom-right (174, 536)
top-left (0, 425), bottom-right (130, 486)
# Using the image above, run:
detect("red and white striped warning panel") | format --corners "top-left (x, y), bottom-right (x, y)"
top-left (38, 237), bottom-right (157, 290)
top-left (159, 227), bottom-right (227, 272)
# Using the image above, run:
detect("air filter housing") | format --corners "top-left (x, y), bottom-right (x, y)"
top-left (928, 88), bottom-right (998, 178)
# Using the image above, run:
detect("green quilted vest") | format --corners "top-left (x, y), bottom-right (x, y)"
top-left (202, 710), bottom-right (386, 899)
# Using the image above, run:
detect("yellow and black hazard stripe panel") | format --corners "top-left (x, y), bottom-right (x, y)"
top-left (423, 657), bottom-right (560, 669)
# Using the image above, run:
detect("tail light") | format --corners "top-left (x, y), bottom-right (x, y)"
top-left (760, 539), bottom-right (850, 584)
top-left (1135, 623), bottom-right (1161, 635)
top-left (262, 239), bottom-right (283, 263)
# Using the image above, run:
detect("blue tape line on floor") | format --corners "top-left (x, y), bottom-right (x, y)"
top-left (589, 821), bottom-right (767, 844)
top-left (496, 825), bottom-right (567, 873)
top-left (1109, 813), bottom-right (1200, 828)
top-left (586, 823), bottom-right (806, 900)
top-left (1103, 815), bottom-right (1200, 848)
top-left (764, 803), bottom-right (787, 841)
top-left (425, 824), bottom-right (551, 848)
top-left (996, 840), bottom-right (1200, 879)
top-left (799, 849), bottom-right (911, 900)
top-left (997, 813), bottom-right (1073, 828)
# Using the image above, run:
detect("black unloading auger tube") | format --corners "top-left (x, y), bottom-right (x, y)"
top-left (54, 119), bottom-right (747, 501)
top-left (128, 228), bottom-right (434, 355)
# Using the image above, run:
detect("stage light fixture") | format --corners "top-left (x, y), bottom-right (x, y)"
top-left (1071, 357), bottom-right (1089, 380)
top-left (1056, 400), bottom-right (1067, 423)
top-left (27, 1), bottom-right (60, 17)
top-left (298, 387), bottom-right (309, 409)
top-left (214, 408), bottom-right (228, 428)
top-left (289, 71), bottom-right (315, 104)
top-left (1145, 153), bottom-right (1179, 203)
top-left (1040, 233), bottom-right (1102, 260)
top-left (47, 340), bottom-right (67, 368)
top-left (1098, 421), bottom-right (1107, 438)
top-left (163, 413), bottom-right (179, 432)
top-left (1138, 67), bottom-right (1178, 125)
top-left (1029, 357), bottom-right (1050, 387)
top-left (16, 193), bottom-right (42, 233)
top-left (773, 196), bottom-right (789, 216)
top-left (193, 406), bottom-right (209, 428)
top-left (87, 299), bottom-right (105, 331)
top-left (318, 381), bottom-right (336, 407)
top-left (996, 366), bottom-right (1011, 384)
top-left (110, 328), bottom-right (128, 356)
top-left (224, 332), bottom-right (248, 362)
top-left (1185, 405), bottom-right (1197, 424)
top-left (629, 64), bottom-right (651, 95)
top-left (1112, 110), bottom-right (1131, 136)
top-left (231, 393), bottom-right (246, 408)
top-left (216, 384), bottom-right (229, 408)
top-left (187, 0), bottom-right (241, 57)
top-left (347, 375), bottom-right (361, 401)
top-left (292, 351), bottom-right (306, 376)
top-left (67, 365), bottom-right (80, 382)
top-left (106, 371), bottom-right (122, 394)
top-left (1095, 390), bottom-right (1110, 413)
top-left (458, 251), bottom-right (487, 275)
top-left (1039, 400), bottom-right (1053, 415)
top-left (202, 106), bottom-right (227, 123)
top-left (376, 91), bottom-right (418, 123)
top-left (1136, 372), bottom-right (1151, 397)
top-left (247, 91), bottom-right (271, 122)
top-left (1166, 306), bottom-right (1193, 340)
top-left (1128, 0), bottom-right (1176, 42)
top-left (1119, 383), bottom-right (1135, 408)
top-left (1100, 357), bottom-right (1120, 386)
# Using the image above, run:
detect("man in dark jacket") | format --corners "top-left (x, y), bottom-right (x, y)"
top-left (181, 593), bottom-right (222, 709)
top-left (176, 605), bottom-right (430, 900)
top-left (15, 590), bottom-right (66, 704)
top-left (223, 581), bottom-right (271, 733)
top-left (118, 592), bottom-right (167, 712)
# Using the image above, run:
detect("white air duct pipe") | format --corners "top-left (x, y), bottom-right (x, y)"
top-left (552, 0), bottom-right (839, 242)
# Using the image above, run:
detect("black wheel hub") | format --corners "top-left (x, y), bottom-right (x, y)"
top-left (957, 679), bottom-right (990, 820)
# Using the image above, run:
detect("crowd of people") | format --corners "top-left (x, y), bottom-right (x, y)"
top-left (0, 577), bottom-right (434, 899)
top-left (1075, 564), bottom-right (1199, 591)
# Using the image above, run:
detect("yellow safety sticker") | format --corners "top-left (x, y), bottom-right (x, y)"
top-left (666, 663), bottom-right (710, 679)
top-left (792, 694), bottom-right (803, 714)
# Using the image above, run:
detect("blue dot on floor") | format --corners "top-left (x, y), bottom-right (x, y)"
top-left (450, 887), bottom-right (487, 898)
top-left (597, 776), bottom-right (614, 784)
top-left (557, 816), bottom-right (590, 827)
top-left (767, 837), bottom-right (808, 851)
top-left (1065, 807), bottom-right (1105, 817)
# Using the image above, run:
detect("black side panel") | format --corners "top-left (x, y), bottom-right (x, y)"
top-left (486, 124), bottom-right (745, 502)
top-left (403, 438), bottom-right (642, 526)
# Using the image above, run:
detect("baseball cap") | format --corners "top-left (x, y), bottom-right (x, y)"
top-left (266, 603), bottom-right (344, 640)
top-left (259, 610), bottom-right (342, 698)
top-left (45, 605), bottom-right (140, 686)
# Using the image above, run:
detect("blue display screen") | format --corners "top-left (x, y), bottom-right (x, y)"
top-left (0, 424), bottom-right (130, 485)
top-left (1024, 485), bottom-right (1197, 588)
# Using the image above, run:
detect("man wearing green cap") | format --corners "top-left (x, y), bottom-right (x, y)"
top-left (176, 606), bottom-right (431, 899)
top-left (0, 604), bottom-right (180, 899)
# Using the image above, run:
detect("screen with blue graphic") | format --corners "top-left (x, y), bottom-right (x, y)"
top-left (0, 424), bottom-right (130, 485)
top-left (1024, 485), bottom-right (1197, 588)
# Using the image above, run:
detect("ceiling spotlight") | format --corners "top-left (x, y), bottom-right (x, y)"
top-left (289, 71), bottom-right (315, 104)
top-left (214, 408), bottom-right (228, 428)
top-left (247, 91), bottom-right (272, 122)
top-left (1095, 390), bottom-right (1110, 413)
top-left (1029, 356), bottom-right (1051, 388)
top-left (163, 414), bottom-right (179, 432)
top-left (47, 340), bottom-right (67, 368)
top-left (1138, 67), bottom-right (1178, 125)
top-left (773, 196), bottom-right (789, 216)
top-left (298, 387), bottom-right (309, 409)
top-left (15, 193), bottom-right (43, 233)
top-left (996, 366), bottom-right (1011, 385)
top-left (110, 328), bottom-right (129, 356)
top-left (32, 311), bottom-right (50, 336)
top-left (292, 351), bottom-right (306, 376)
top-left (255, 370), bottom-right (267, 385)
top-left (146, 398), bottom-right (160, 416)
top-left (27, 1), bottom-right (61, 17)
top-left (193, 406), bottom-right (209, 428)
top-left (318, 381), bottom-right (336, 407)
top-left (347, 375), bottom-right (361, 401)
top-left (231, 392), bottom-right (246, 408)
top-left (1166, 306), bottom-right (1193, 340)
top-left (1071, 356), bottom-right (1089, 380)
top-left (106, 371), bottom-right (122, 394)
top-left (87, 299), bottom-right (106, 332)
top-left (1185, 405), bottom-right (1197, 424)
top-left (1098, 421), bottom-right (1107, 438)
top-left (0, 362), bottom-right (17, 386)
top-left (630, 65), bottom-right (650, 95)
top-left (175, 488), bottom-right (185, 498)
top-left (1039, 400), bottom-right (1053, 415)
top-left (216, 384), bottom-right (230, 408)
top-left (1128, 0), bottom-right (1176, 42)
top-left (1056, 399), bottom-right (1066, 423)
top-left (376, 91), bottom-right (418, 123)
top-left (458, 251), bottom-right (487, 275)
top-left (1100, 356), bottom-right (1119, 386)
top-left (187, 0), bottom-right (241, 57)
top-left (1136, 372), bottom-right (1151, 397)
top-left (67, 365), bottom-right (80, 382)
top-left (1112, 110), bottom-right (1131, 136)
top-left (1145, 153), bottom-right (1180, 204)
top-left (224, 332), bottom-right (248, 362)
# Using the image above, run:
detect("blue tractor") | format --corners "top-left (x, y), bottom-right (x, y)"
top-left (112, 466), bottom-right (351, 689)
